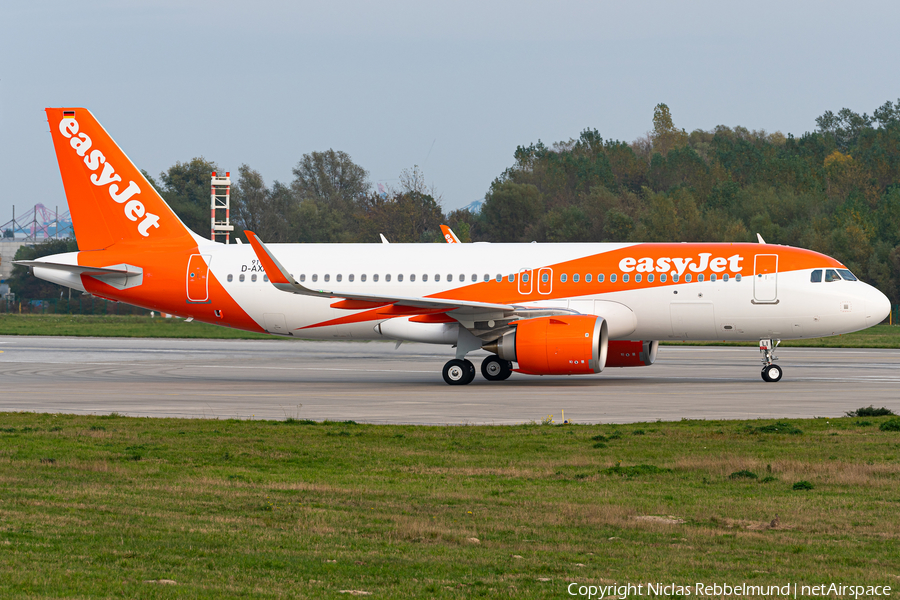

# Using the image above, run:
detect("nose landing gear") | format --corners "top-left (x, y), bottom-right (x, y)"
top-left (759, 338), bottom-right (783, 382)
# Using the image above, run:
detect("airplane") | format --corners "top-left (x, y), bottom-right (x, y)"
top-left (18, 108), bottom-right (892, 386)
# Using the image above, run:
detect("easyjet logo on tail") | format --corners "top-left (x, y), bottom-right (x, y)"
top-left (618, 253), bottom-right (744, 276)
top-left (58, 117), bottom-right (160, 237)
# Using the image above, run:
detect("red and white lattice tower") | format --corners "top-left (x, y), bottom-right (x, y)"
top-left (210, 171), bottom-right (234, 243)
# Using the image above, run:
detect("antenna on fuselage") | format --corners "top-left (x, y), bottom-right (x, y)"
top-left (756, 233), bottom-right (766, 244)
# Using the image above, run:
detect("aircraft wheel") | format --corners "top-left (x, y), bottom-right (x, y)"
top-left (481, 354), bottom-right (513, 381)
top-left (761, 364), bottom-right (783, 382)
top-left (443, 359), bottom-right (476, 385)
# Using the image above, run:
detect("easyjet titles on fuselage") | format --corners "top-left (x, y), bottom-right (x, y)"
top-left (58, 117), bottom-right (160, 237)
top-left (618, 253), bottom-right (744, 277)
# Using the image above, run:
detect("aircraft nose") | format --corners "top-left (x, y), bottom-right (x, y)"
top-left (866, 286), bottom-right (891, 327)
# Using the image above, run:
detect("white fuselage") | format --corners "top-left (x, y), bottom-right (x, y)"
top-left (194, 241), bottom-right (885, 342)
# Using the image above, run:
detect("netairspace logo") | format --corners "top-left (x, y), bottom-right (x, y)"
top-left (567, 582), bottom-right (893, 599)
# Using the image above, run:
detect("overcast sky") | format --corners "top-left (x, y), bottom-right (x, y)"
top-left (1, 0), bottom-right (898, 228)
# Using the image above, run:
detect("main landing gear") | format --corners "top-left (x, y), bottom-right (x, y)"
top-left (759, 338), bottom-right (783, 382)
top-left (442, 359), bottom-right (476, 385)
top-left (442, 354), bottom-right (513, 385)
top-left (481, 354), bottom-right (513, 381)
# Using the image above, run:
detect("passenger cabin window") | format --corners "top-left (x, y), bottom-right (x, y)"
top-left (471, 274), bottom-right (477, 282)
top-left (710, 274), bottom-right (716, 282)
top-left (585, 274), bottom-right (592, 283)
top-left (561, 274), bottom-right (568, 283)
top-left (697, 274), bottom-right (703, 282)
top-left (825, 269), bottom-right (840, 282)
top-left (324, 274), bottom-right (330, 282)
top-left (723, 274), bottom-right (729, 282)
top-left (598, 274), bottom-right (605, 282)
top-left (496, 274), bottom-right (502, 282)
top-left (684, 274), bottom-right (691, 282)
top-left (623, 274), bottom-right (630, 283)
top-left (483, 274), bottom-right (489, 282)
top-left (312, 274), bottom-right (318, 282)
top-left (610, 274), bottom-right (617, 283)
top-left (522, 273), bottom-right (529, 283)
top-left (251, 274), bottom-right (258, 282)
top-left (660, 274), bottom-right (667, 282)
top-left (635, 274), bottom-right (642, 283)
top-left (349, 274), bottom-right (354, 282)
top-left (398, 274), bottom-right (403, 282)
top-left (735, 274), bottom-right (742, 282)
top-left (573, 274), bottom-right (580, 283)
top-left (227, 274), bottom-right (233, 282)
top-left (541, 273), bottom-right (549, 283)
top-left (239, 274), bottom-right (245, 282)
top-left (373, 274), bottom-right (379, 282)
top-left (386, 274), bottom-right (392, 282)
top-left (361, 274), bottom-right (367, 282)
top-left (648, 274), bottom-right (654, 283)
top-left (508, 274), bottom-right (514, 282)
top-left (336, 274), bottom-right (342, 282)
top-left (423, 274), bottom-right (428, 282)
top-left (435, 274), bottom-right (440, 282)
top-left (263, 275), bottom-right (269, 282)
top-left (300, 274), bottom-right (306, 282)
top-left (447, 274), bottom-right (453, 282)
top-left (410, 274), bottom-right (416, 282)
top-left (837, 269), bottom-right (857, 281)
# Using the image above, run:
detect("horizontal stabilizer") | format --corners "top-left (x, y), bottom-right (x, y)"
top-left (14, 260), bottom-right (143, 290)
top-left (14, 260), bottom-right (138, 276)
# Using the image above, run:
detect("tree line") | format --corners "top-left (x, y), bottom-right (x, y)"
top-left (140, 154), bottom-right (446, 246)
top-left (9, 100), bottom-right (900, 305)
top-left (449, 101), bottom-right (900, 304)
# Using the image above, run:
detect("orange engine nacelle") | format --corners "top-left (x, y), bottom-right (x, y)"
top-left (487, 315), bottom-right (608, 375)
top-left (605, 340), bottom-right (659, 368)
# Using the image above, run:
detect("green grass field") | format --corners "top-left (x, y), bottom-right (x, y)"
top-left (1, 412), bottom-right (899, 598)
top-left (663, 324), bottom-right (900, 348)
top-left (1, 314), bottom-right (899, 347)
top-left (0, 314), bottom-right (274, 339)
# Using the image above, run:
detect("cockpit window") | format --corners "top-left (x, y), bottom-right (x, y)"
top-left (824, 269), bottom-right (841, 282)
top-left (810, 270), bottom-right (822, 283)
top-left (837, 269), bottom-right (858, 281)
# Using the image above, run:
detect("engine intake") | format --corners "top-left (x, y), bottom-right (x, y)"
top-left (484, 315), bottom-right (608, 375)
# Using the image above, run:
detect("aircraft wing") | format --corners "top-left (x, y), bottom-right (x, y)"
top-left (244, 231), bottom-right (515, 313)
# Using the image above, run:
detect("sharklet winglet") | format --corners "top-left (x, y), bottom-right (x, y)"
top-left (244, 230), bottom-right (339, 299)
top-left (440, 225), bottom-right (461, 243)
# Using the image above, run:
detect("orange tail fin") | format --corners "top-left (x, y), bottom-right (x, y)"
top-left (46, 108), bottom-right (197, 251)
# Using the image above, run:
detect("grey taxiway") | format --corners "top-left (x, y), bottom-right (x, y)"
top-left (1, 336), bottom-right (897, 424)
